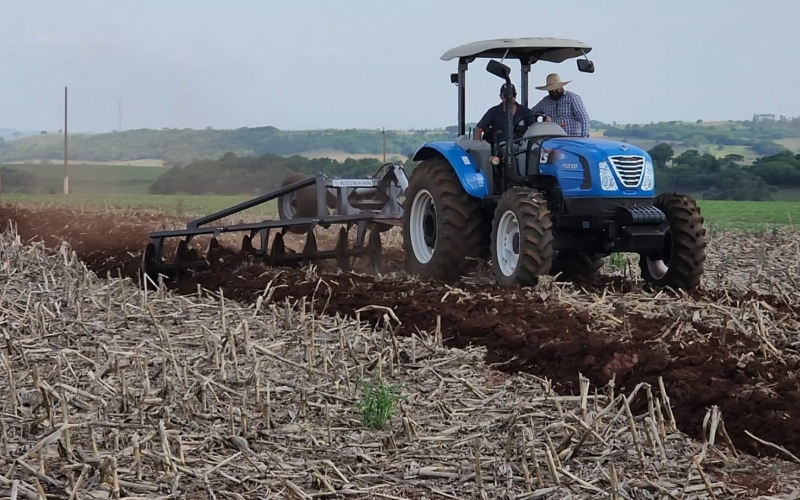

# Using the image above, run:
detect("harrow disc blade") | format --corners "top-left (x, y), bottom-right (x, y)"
top-left (140, 241), bottom-right (164, 284)
top-left (335, 227), bottom-right (352, 273)
top-left (239, 234), bottom-right (256, 263)
top-left (269, 232), bottom-right (299, 268)
top-left (174, 239), bottom-right (190, 273)
top-left (302, 230), bottom-right (318, 267)
top-left (169, 238), bottom-right (206, 276)
top-left (207, 237), bottom-right (222, 268)
top-left (367, 226), bottom-right (383, 274)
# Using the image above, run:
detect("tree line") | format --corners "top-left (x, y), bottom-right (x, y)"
top-left (649, 143), bottom-right (800, 200)
top-left (147, 152), bottom-right (406, 196)
top-left (1, 144), bottom-right (797, 201)
top-left (144, 145), bottom-right (800, 202)
top-left (595, 119), bottom-right (796, 156)
top-left (1, 118), bottom-right (798, 166)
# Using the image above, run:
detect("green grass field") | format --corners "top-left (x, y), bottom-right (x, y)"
top-left (698, 200), bottom-right (800, 231)
top-left (683, 189), bottom-right (800, 202)
top-left (1, 163), bottom-right (165, 196)
top-left (2, 192), bottom-right (799, 232)
top-left (776, 138), bottom-right (800, 152)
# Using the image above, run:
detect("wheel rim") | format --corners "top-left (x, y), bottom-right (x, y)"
top-left (645, 229), bottom-right (672, 280)
top-left (646, 257), bottom-right (669, 279)
top-left (409, 189), bottom-right (436, 264)
top-left (496, 210), bottom-right (520, 276)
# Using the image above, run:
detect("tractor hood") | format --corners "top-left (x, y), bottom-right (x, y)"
top-left (536, 136), bottom-right (656, 196)
top-left (541, 137), bottom-right (649, 161)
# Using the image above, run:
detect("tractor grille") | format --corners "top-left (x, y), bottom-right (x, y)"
top-left (608, 155), bottom-right (645, 188)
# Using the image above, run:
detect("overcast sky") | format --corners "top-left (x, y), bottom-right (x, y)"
top-left (1, 0), bottom-right (797, 133)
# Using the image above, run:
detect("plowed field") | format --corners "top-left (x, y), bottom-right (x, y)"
top-left (3, 203), bottom-right (800, 469)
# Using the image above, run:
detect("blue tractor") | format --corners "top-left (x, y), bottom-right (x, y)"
top-left (402, 37), bottom-right (707, 289)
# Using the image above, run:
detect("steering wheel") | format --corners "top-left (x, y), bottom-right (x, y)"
top-left (513, 112), bottom-right (548, 137)
top-left (488, 112), bottom-right (549, 151)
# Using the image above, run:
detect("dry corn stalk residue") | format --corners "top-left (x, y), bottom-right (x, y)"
top-left (1, 204), bottom-right (800, 498)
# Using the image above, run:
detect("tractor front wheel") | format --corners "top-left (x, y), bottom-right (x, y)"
top-left (491, 187), bottom-right (554, 286)
top-left (402, 157), bottom-right (487, 281)
top-left (639, 193), bottom-right (707, 290)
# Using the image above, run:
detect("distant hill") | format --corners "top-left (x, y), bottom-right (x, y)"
top-left (0, 127), bottom-right (451, 166)
top-left (0, 128), bottom-right (40, 141)
top-left (0, 118), bottom-right (798, 166)
top-left (590, 118), bottom-right (799, 160)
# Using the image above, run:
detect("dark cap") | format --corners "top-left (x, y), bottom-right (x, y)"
top-left (501, 83), bottom-right (516, 95)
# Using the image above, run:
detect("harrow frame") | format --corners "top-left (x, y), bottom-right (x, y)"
top-left (141, 163), bottom-right (408, 281)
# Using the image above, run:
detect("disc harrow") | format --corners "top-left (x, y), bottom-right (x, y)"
top-left (141, 162), bottom-right (407, 283)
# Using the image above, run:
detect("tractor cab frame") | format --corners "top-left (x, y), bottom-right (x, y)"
top-left (441, 37), bottom-right (595, 138)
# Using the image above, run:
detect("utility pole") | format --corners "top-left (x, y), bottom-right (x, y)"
top-left (63, 86), bottom-right (68, 195)
top-left (118, 98), bottom-right (122, 132)
top-left (382, 127), bottom-right (386, 163)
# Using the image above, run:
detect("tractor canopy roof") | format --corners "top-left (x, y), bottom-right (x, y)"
top-left (440, 37), bottom-right (591, 64)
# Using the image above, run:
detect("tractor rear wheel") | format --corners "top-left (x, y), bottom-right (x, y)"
top-left (491, 187), bottom-right (554, 286)
top-left (551, 251), bottom-right (604, 282)
top-left (402, 157), bottom-right (488, 281)
top-left (639, 193), bottom-right (707, 290)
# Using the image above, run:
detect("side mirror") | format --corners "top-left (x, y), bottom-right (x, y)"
top-left (486, 59), bottom-right (511, 79)
top-left (450, 73), bottom-right (458, 85)
top-left (577, 59), bottom-right (595, 73)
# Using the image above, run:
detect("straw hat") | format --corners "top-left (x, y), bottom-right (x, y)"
top-left (535, 73), bottom-right (571, 91)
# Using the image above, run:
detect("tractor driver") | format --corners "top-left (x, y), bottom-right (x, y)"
top-left (473, 83), bottom-right (532, 145)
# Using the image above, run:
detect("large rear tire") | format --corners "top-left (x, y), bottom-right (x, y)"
top-left (639, 193), bottom-right (707, 290)
top-left (491, 187), bottom-right (554, 286)
top-left (402, 157), bottom-right (488, 281)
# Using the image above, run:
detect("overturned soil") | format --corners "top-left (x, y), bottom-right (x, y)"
top-left (3, 205), bottom-right (800, 463)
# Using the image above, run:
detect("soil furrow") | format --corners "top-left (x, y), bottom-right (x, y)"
top-left (119, 261), bottom-right (799, 461)
top-left (3, 205), bottom-right (800, 463)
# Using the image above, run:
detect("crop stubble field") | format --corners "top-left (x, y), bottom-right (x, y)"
top-left (1, 203), bottom-right (800, 498)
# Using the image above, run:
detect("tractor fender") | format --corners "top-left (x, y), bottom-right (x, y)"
top-left (411, 141), bottom-right (490, 198)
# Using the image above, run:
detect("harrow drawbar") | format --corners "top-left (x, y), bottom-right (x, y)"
top-left (141, 163), bottom-right (408, 283)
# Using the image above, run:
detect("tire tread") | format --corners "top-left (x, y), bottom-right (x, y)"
top-left (402, 158), bottom-right (489, 281)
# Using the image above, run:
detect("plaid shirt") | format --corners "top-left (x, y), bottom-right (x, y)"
top-left (529, 90), bottom-right (590, 137)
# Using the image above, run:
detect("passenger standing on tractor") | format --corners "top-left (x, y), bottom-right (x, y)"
top-left (530, 73), bottom-right (591, 137)
top-left (473, 83), bottom-right (531, 144)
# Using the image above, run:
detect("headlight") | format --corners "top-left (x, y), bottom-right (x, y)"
top-left (598, 161), bottom-right (619, 191)
top-left (641, 161), bottom-right (654, 191)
